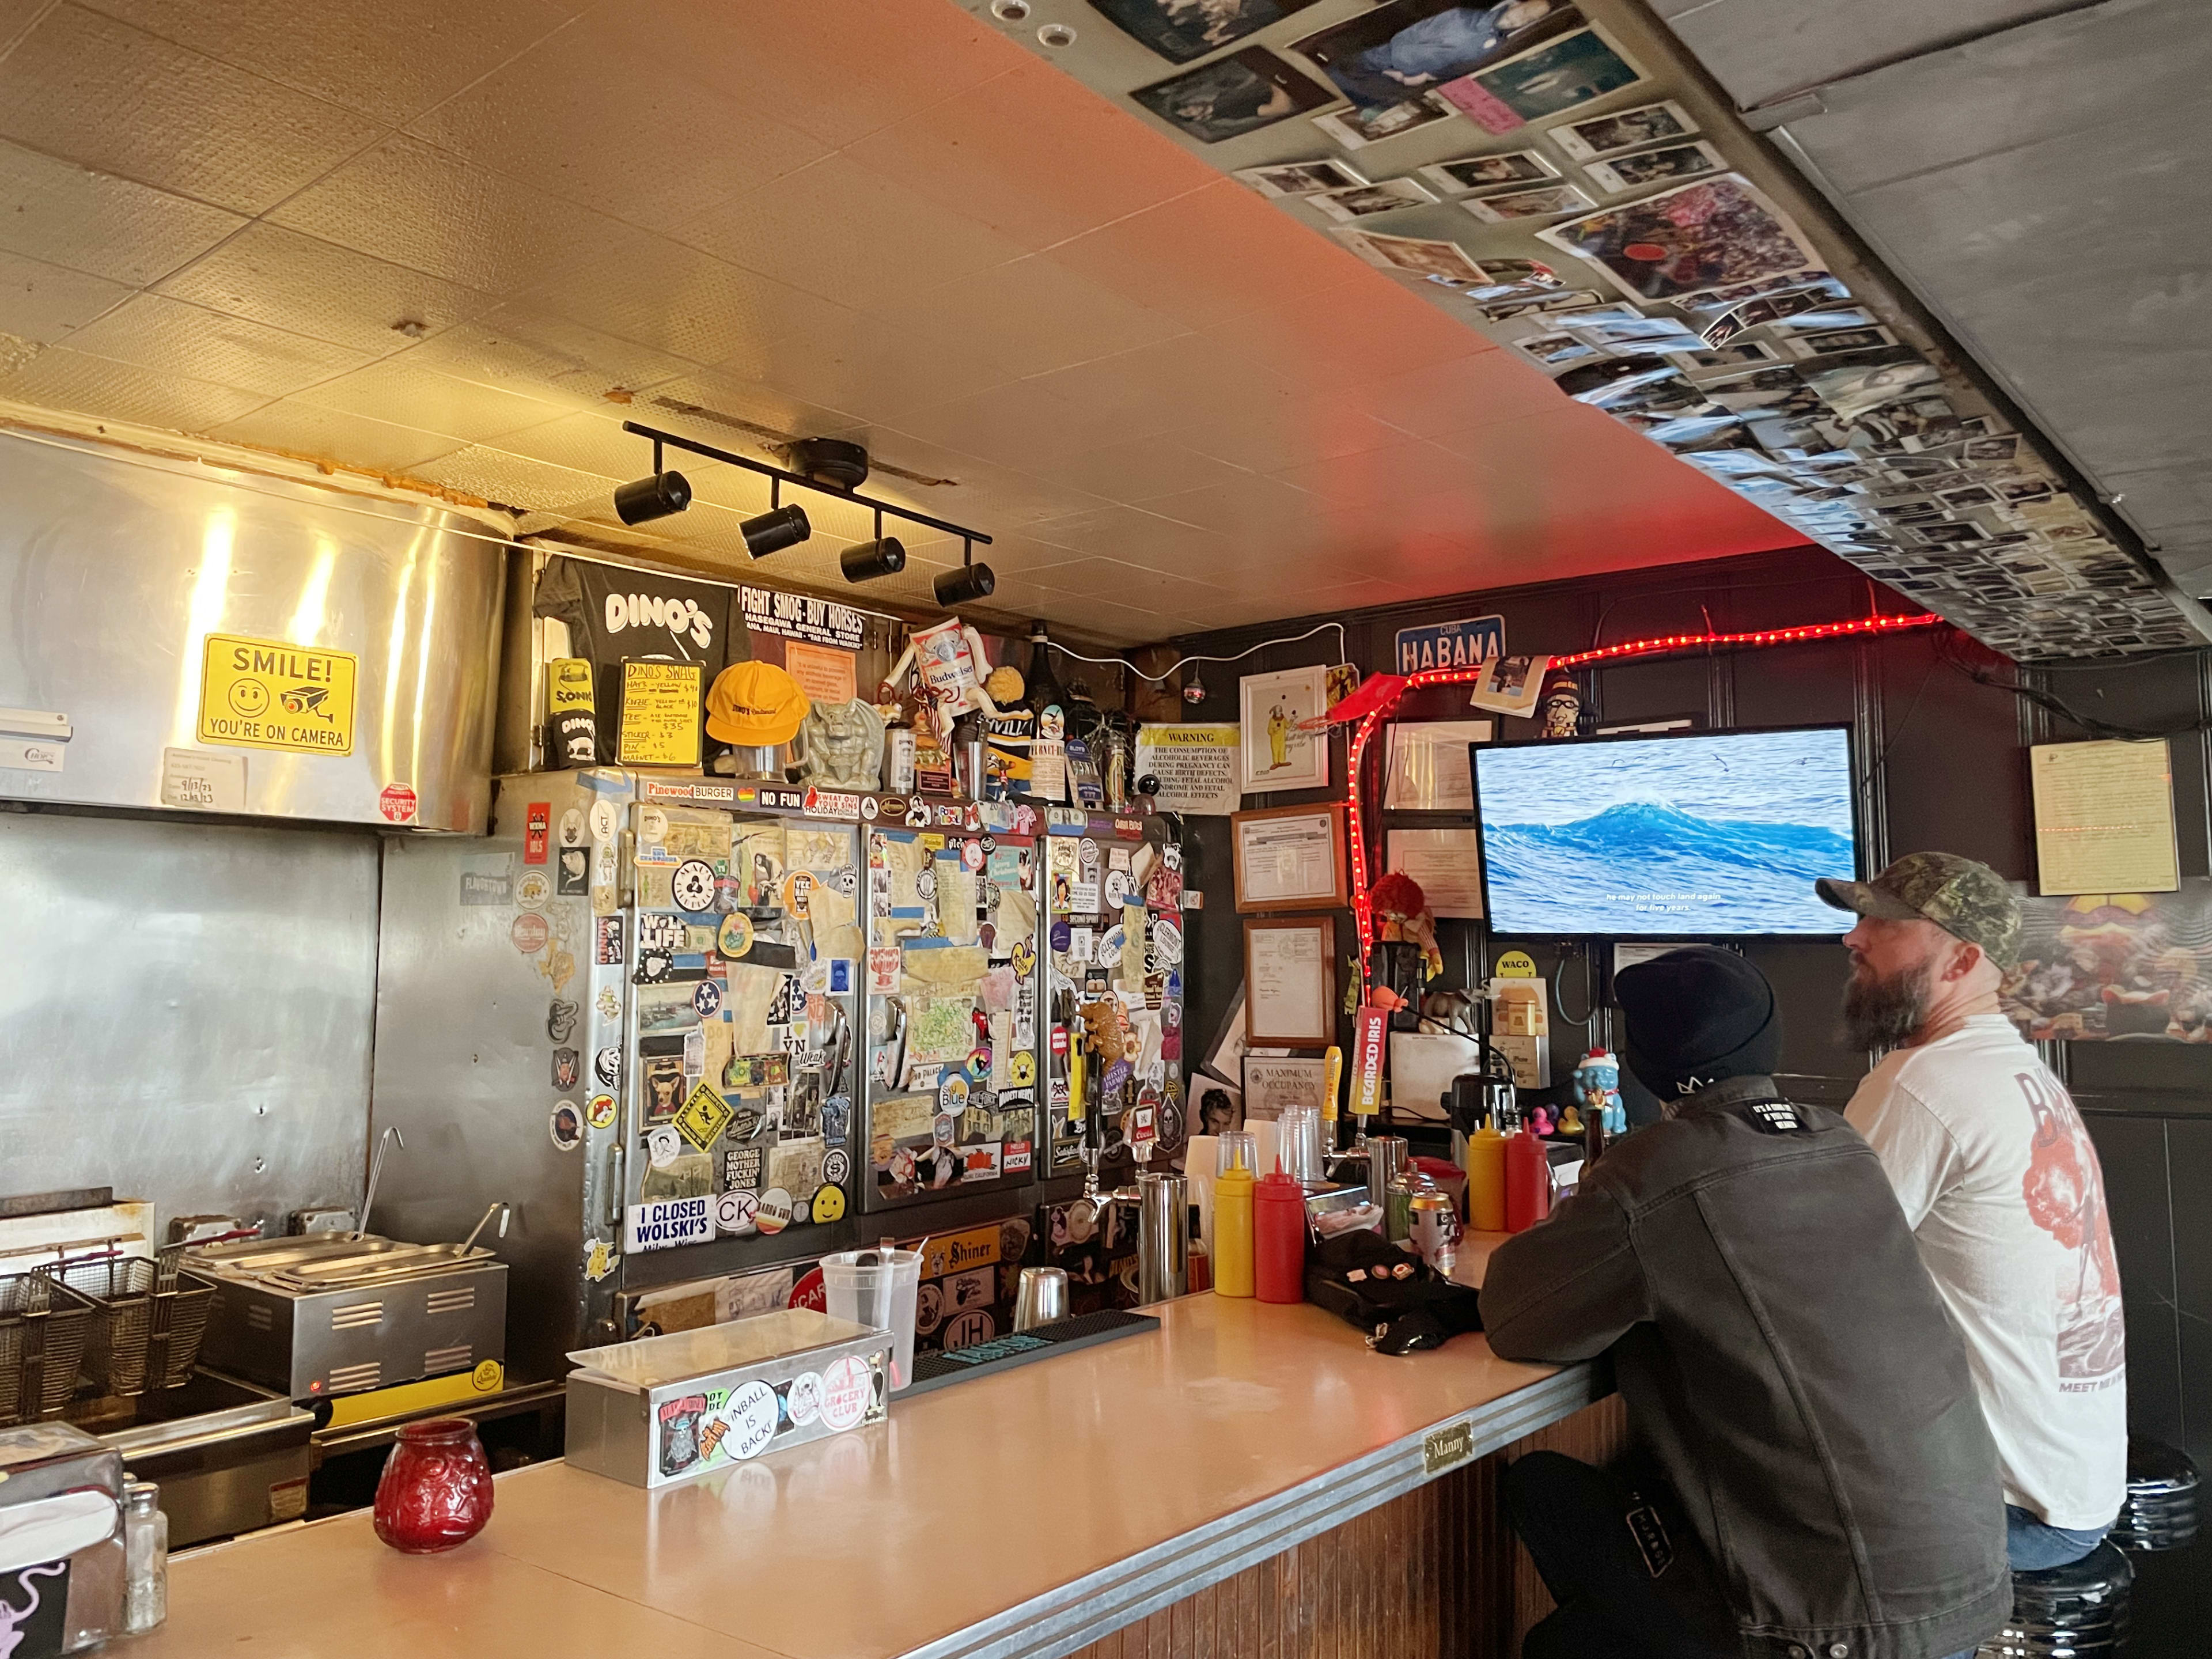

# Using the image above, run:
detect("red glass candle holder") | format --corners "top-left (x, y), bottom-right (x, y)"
top-left (373, 1418), bottom-right (494, 1554)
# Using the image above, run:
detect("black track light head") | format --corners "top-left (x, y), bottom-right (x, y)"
top-left (739, 503), bottom-right (810, 559)
top-left (612, 470), bottom-right (692, 525)
top-left (933, 563), bottom-right (996, 608)
top-left (840, 536), bottom-right (907, 583)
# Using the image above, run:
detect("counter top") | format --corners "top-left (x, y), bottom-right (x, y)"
top-left (139, 1287), bottom-right (1590, 1659)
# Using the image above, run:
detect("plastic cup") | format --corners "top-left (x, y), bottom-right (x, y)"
top-left (820, 1248), bottom-right (923, 1392)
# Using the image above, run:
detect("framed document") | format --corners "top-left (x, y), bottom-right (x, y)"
top-left (2031, 739), bottom-right (2179, 896)
top-left (1241, 1055), bottom-right (1332, 1120)
top-left (1382, 719), bottom-right (1493, 810)
top-left (1239, 665), bottom-right (1331, 791)
top-left (1233, 803), bottom-right (1349, 912)
top-left (1244, 916), bottom-right (1336, 1047)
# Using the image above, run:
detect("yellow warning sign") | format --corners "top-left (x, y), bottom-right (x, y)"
top-left (1494, 949), bottom-right (1539, 978)
top-left (675, 1081), bottom-right (733, 1151)
top-left (199, 633), bottom-right (357, 755)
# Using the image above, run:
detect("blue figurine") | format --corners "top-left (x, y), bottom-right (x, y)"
top-left (1572, 1049), bottom-right (1627, 1138)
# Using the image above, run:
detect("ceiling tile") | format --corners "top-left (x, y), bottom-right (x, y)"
top-left (59, 292), bottom-right (373, 396)
top-left (410, 442), bottom-right (612, 508)
top-left (846, 56), bottom-right (1215, 251)
top-left (481, 409), bottom-right (640, 482)
top-left (0, 4), bottom-right (385, 214)
top-left (204, 399), bottom-right (463, 472)
top-left (1135, 473), bottom-right (1319, 537)
top-left (886, 378), bottom-right (1158, 476)
top-left (1025, 502), bottom-right (1238, 567)
top-left (1024, 555), bottom-right (1235, 608)
top-left (0, 344), bottom-right (268, 428)
top-left (407, 305), bottom-right (696, 406)
top-left (404, 13), bottom-right (828, 236)
top-left (0, 248), bottom-right (132, 342)
top-left (269, 135), bottom-right (634, 296)
top-left (0, 136), bottom-right (246, 285)
top-left (676, 155), bottom-right (1029, 315)
top-left (1164, 391), bottom-right (1403, 474)
top-left (514, 232), bottom-right (820, 370)
top-left (1022, 330), bottom-right (1303, 430)
top-left (154, 221), bottom-right (495, 354)
top-left (1329, 351), bottom-right (1566, 444)
top-left (0, 0), bottom-right (44, 51)
top-left (811, 431), bottom-right (1108, 534)
top-left (1208, 277), bottom-right (1490, 396)
top-left (868, 255), bottom-right (1192, 381)
top-left (1269, 438), bottom-right (1478, 512)
top-left (292, 356), bottom-right (567, 442)
top-left (1039, 436), bottom-right (1251, 504)
top-left (730, 303), bottom-right (1014, 426)
top-left (631, 371), bottom-right (870, 462)
top-left (77, 0), bottom-right (586, 126)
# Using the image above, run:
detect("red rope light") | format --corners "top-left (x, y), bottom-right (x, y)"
top-left (1344, 611), bottom-right (1940, 954)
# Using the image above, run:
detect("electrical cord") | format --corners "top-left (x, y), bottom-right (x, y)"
top-left (1552, 947), bottom-right (1596, 1028)
top-left (1937, 631), bottom-right (2212, 740)
top-left (1046, 620), bottom-right (1350, 683)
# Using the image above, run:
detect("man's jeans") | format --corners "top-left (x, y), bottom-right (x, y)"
top-left (1941, 1507), bottom-right (2115, 1657)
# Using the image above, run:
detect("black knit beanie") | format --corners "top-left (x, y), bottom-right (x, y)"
top-left (1613, 946), bottom-right (1782, 1099)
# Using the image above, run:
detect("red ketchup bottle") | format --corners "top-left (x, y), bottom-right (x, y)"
top-left (1503, 1124), bottom-right (1551, 1234)
top-left (1253, 1166), bottom-right (1308, 1304)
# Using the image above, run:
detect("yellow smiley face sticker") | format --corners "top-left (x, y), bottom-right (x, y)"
top-left (810, 1184), bottom-right (847, 1224)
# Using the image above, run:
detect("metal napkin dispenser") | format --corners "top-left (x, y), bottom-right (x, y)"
top-left (184, 1234), bottom-right (506, 1400)
top-left (566, 1309), bottom-right (889, 1490)
top-left (0, 1423), bottom-right (125, 1657)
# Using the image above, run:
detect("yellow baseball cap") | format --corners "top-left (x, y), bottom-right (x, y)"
top-left (704, 661), bottom-right (810, 745)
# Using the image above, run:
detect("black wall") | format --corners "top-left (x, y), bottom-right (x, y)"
top-left (1171, 543), bottom-right (2209, 1635)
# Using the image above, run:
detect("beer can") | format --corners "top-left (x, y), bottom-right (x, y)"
top-left (885, 726), bottom-right (916, 794)
top-left (1407, 1190), bottom-right (1461, 1276)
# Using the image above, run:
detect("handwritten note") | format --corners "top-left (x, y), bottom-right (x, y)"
top-left (2031, 739), bottom-right (2179, 895)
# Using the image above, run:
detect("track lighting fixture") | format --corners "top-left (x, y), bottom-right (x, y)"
top-left (933, 562), bottom-right (996, 607)
top-left (840, 537), bottom-right (907, 584)
top-left (738, 504), bottom-right (810, 559)
top-left (612, 470), bottom-right (691, 525)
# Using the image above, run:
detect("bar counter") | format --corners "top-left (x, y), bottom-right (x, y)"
top-left (134, 1277), bottom-right (1621, 1659)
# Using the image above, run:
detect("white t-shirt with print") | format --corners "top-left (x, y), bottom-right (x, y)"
top-left (1845, 1013), bottom-right (2126, 1529)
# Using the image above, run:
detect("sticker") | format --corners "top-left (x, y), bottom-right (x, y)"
top-left (675, 1082), bottom-right (734, 1150)
top-left (1011, 939), bottom-right (1037, 976)
top-left (823, 1147), bottom-right (851, 1184)
top-left (861, 797), bottom-right (880, 821)
top-left (915, 1282), bottom-right (945, 1335)
top-left (647, 1126), bottom-right (681, 1166)
top-left (944, 1309), bottom-right (994, 1349)
top-left (672, 858), bottom-right (718, 914)
top-left (639, 806), bottom-right (668, 844)
top-left (789, 1266), bottom-right (827, 1312)
top-left (584, 1239), bottom-right (618, 1281)
top-left (819, 1354), bottom-right (872, 1430)
top-left (1004, 1139), bottom-right (1032, 1173)
top-left (784, 870), bottom-right (816, 918)
top-left (961, 839), bottom-right (986, 872)
top-left (829, 959), bottom-right (854, 995)
top-left (693, 979), bottom-right (724, 1019)
top-left (869, 946), bottom-right (901, 995)
top-left (590, 799), bottom-right (619, 842)
top-left (524, 802), bottom-right (551, 865)
top-left (379, 783), bottom-right (418, 824)
top-left (756, 1187), bottom-right (794, 1235)
top-left (965, 1047), bottom-right (991, 1081)
top-left (638, 913), bottom-right (684, 952)
top-left (594, 1046), bottom-right (621, 1088)
top-left (715, 1189), bottom-right (760, 1236)
top-left (626, 1195), bottom-right (712, 1252)
top-left (550, 1103), bottom-right (582, 1150)
top-left (637, 950), bottom-right (674, 984)
top-left (596, 915), bottom-right (624, 965)
top-left (1495, 949), bottom-right (1539, 978)
top-left (552, 1048), bottom-right (579, 1091)
top-left (198, 633), bottom-right (358, 755)
top-left (905, 801), bottom-right (930, 828)
top-left (1079, 837), bottom-right (1099, 872)
top-left (1151, 916), bottom-right (1183, 966)
top-left (718, 912), bottom-right (754, 959)
top-left (556, 847), bottom-right (589, 895)
top-left (940, 1074), bottom-right (969, 1114)
top-left (710, 1378), bottom-right (780, 1463)
top-left (1050, 920), bottom-right (1071, 953)
top-left (785, 1370), bottom-right (825, 1427)
top-left (586, 1093), bottom-right (617, 1130)
top-left (548, 999), bottom-right (580, 1043)
top-left (1103, 869), bottom-right (1131, 909)
top-left (512, 912), bottom-right (550, 954)
top-left (1007, 1051), bottom-right (1037, 1086)
top-left (810, 1184), bottom-right (846, 1223)
top-left (560, 807), bottom-right (585, 848)
top-left (596, 986), bottom-right (621, 1021)
top-left (516, 869), bottom-right (552, 911)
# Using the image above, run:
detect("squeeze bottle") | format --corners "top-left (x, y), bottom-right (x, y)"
top-left (1461, 1123), bottom-right (1508, 1233)
top-left (1213, 1132), bottom-right (1257, 1298)
top-left (1252, 1166), bottom-right (1307, 1304)
top-left (1503, 1123), bottom-right (1551, 1234)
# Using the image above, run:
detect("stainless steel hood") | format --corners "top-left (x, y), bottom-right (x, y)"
top-left (0, 427), bottom-right (507, 830)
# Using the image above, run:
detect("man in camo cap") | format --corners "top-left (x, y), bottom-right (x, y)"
top-left (1819, 853), bottom-right (2126, 1580)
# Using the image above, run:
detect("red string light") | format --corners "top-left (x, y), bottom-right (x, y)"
top-left (1343, 611), bottom-right (1940, 957)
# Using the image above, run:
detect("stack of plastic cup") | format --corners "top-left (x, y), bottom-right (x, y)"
top-left (1277, 1106), bottom-right (1324, 1184)
top-left (821, 1248), bottom-right (923, 1391)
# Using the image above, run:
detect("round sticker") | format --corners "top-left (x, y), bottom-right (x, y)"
top-left (717, 912), bottom-right (754, 959)
top-left (965, 1047), bottom-right (991, 1081)
top-left (559, 808), bottom-right (585, 848)
top-left (1078, 838), bottom-right (1099, 872)
top-left (510, 912), bottom-right (550, 954)
top-left (1103, 869), bottom-right (1131, 910)
top-left (586, 1093), bottom-right (617, 1130)
top-left (639, 806), bottom-right (668, 844)
top-left (647, 1126), bottom-right (680, 1166)
top-left (756, 1187), bottom-right (794, 1234)
top-left (548, 1104), bottom-right (581, 1151)
top-left (823, 1147), bottom-right (851, 1184)
top-left (516, 869), bottom-right (551, 911)
top-left (594, 1047), bottom-right (621, 1088)
top-left (715, 1190), bottom-right (759, 1236)
top-left (784, 870), bottom-right (816, 918)
top-left (944, 1310), bottom-right (994, 1349)
top-left (819, 1354), bottom-right (872, 1430)
top-left (939, 1074), bottom-right (969, 1113)
top-left (1007, 1051), bottom-right (1037, 1086)
top-left (810, 1184), bottom-right (846, 1224)
top-left (672, 859), bottom-right (718, 914)
top-left (1050, 920), bottom-right (1071, 953)
top-left (589, 799), bottom-right (619, 842)
top-left (1151, 916), bottom-right (1183, 965)
top-left (719, 1378), bottom-right (779, 1462)
top-left (961, 839), bottom-right (985, 872)
top-left (377, 783), bottom-right (418, 824)
top-left (693, 979), bottom-right (723, 1018)
top-left (1096, 926), bottom-right (1124, 966)
top-left (861, 797), bottom-right (880, 821)
top-left (915, 1281), bottom-right (944, 1336)
top-left (785, 1371), bottom-right (825, 1426)
top-left (915, 866), bottom-right (937, 903)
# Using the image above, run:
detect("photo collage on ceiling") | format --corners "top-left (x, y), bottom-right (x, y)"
top-left (1082, 0), bottom-right (2194, 660)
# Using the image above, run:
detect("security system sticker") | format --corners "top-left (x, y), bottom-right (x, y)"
top-left (819, 1354), bottom-right (872, 1430)
top-left (198, 633), bottom-right (358, 755)
top-left (672, 858), bottom-right (718, 914)
top-left (675, 1082), bottom-right (734, 1150)
top-left (626, 1196), bottom-right (712, 1252)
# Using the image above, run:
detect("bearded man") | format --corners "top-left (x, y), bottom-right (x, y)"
top-left (1819, 853), bottom-right (2127, 1572)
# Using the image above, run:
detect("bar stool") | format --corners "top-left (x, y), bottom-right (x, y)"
top-left (1975, 1541), bottom-right (2131, 1658)
top-left (2109, 1436), bottom-right (2199, 1554)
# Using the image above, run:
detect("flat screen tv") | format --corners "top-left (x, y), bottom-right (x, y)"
top-left (1471, 726), bottom-right (1858, 937)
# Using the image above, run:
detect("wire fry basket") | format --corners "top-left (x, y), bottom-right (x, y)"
top-left (43, 1249), bottom-right (217, 1397)
top-left (0, 1271), bottom-right (96, 1425)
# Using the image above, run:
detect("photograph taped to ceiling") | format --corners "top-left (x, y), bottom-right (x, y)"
top-left (1309, 93), bottom-right (1459, 150)
top-left (1307, 176), bottom-right (1440, 222)
top-left (1458, 183), bottom-right (1594, 222)
top-left (1435, 24), bottom-right (1642, 132)
top-left (1548, 98), bottom-right (1697, 161)
top-left (1291, 0), bottom-right (1585, 113)
top-left (1233, 157), bottom-right (1367, 198)
top-left (1086, 0), bottom-right (1325, 66)
top-left (1535, 175), bottom-right (1822, 303)
top-left (1333, 228), bottom-right (1492, 283)
top-left (1582, 141), bottom-right (1725, 195)
top-left (1416, 149), bottom-right (1558, 194)
top-left (1130, 47), bottom-right (1335, 144)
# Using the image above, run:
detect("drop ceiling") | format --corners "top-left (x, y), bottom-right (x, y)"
top-left (0, 0), bottom-right (1802, 645)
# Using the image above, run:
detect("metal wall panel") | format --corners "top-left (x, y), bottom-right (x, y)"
top-left (0, 427), bottom-right (507, 828)
top-left (0, 809), bottom-right (378, 1233)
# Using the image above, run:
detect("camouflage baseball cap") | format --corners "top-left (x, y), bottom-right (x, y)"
top-left (1816, 852), bottom-right (2021, 968)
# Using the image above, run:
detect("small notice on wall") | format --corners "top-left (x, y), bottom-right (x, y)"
top-left (2031, 739), bottom-right (2179, 896)
top-left (782, 639), bottom-right (857, 706)
top-left (619, 660), bottom-right (703, 768)
top-left (1134, 723), bottom-right (1240, 815)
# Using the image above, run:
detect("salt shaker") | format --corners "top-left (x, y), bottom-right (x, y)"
top-left (124, 1478), bottom-right (168, 1633)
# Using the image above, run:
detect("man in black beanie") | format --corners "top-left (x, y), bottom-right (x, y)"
top-left (1480, 947), bottom-right (2008, 1659)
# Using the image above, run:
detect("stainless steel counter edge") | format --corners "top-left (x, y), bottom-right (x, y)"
top-left (901, 1362), bottom-right (1604, 1659)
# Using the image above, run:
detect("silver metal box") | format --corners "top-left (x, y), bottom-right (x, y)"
top-left (566, 1309), bottom-right (889, 1490)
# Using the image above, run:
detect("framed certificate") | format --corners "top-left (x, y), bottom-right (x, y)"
top-left (1244, 916), bottom-right (1336, 1047)
top-left (1232, 803), bottom-right (1349, 912)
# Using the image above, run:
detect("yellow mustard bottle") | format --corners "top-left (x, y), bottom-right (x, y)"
top-left (1213, 1130), bottom-right (1257, 1298)
top-left (1463, 1126), bottom-right (1508, 1233)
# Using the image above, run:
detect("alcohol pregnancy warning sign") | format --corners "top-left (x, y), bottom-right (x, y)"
top-left (199, 633), bottom-right (358, 755)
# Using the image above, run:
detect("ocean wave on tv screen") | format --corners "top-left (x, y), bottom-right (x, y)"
top-left (1483, 802), bottom-right (1854, 934)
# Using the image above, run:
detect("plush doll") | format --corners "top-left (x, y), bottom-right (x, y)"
top-left (884, 616), bottom-right (1002, 743)
top-left (1369, 870), bottom-right (1444, 984)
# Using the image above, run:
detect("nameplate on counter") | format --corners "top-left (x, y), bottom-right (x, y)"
top-left (1423, 1419), bottom-right (1475, 1476)
top-left (626, 1196), bottom-right (713, 1252)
